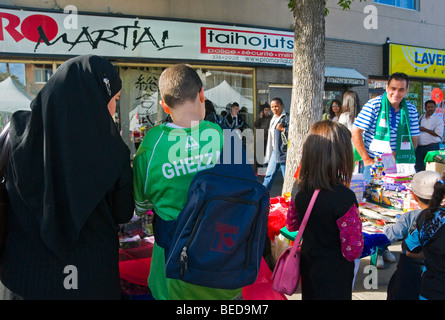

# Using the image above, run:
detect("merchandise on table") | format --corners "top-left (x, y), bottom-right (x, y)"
top-left (370, 156), bottom-right (386, 180)
top-left (434, 154), bottom-right (445, 163)
top-left (423, 150), bottom-right (445, 164)
top-left (364, 179), bottom-right (415, 212)
top-left (382, 173), bottom-right (413, 184)
top-left (424, 150), bottom-right (445, 173)
top-left (350, 173), bottom-right (367, 201)
top-left (426, 161), bottom-right (445, 174)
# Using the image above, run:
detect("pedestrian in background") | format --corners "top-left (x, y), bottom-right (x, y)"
top-left (328, 99), bottom-right (342, 121)
top-left (223, 102), bottom-right (244, 131)
top-left (339, 90), bottom-right (360, 131)
top-left (204, 99), bottom-right (219, 123)
top-left (415, 99), bottom-right (443, 172)
top-left (254, 103), bottom-right (272, 171)
top-left (262, 98), bottom-right (289, 191)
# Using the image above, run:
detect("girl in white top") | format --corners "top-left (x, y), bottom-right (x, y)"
top-left (338, 90), bottom-right (361, 131)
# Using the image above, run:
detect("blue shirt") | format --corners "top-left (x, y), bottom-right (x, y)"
top-left (353, 95), bottom-right (420, 159)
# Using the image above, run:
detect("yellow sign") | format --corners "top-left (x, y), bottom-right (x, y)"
top-left (389, 44), bottom-right (445, 79)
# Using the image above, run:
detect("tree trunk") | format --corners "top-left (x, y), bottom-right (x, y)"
top-left (282, 0), bottom-right (326, 197)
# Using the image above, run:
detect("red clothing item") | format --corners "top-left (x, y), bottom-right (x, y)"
top-left (336, 204), bottom-right (364, 261)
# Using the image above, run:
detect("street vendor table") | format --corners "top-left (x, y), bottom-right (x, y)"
top-left (273, 198), bottom-right (400, 262)
top-left (119, 229), bottom-right (287, 300)
top-left (119, 238), bottom-right (154, 299)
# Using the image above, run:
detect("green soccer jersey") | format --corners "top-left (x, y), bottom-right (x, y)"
top-left (133, 120), bottom-right (242, 300)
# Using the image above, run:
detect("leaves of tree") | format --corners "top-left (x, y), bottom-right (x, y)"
top-left (288, 0), bottom-right (366, 16)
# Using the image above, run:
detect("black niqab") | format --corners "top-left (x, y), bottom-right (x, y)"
top-left (7, 55), bottom-right (129, 260)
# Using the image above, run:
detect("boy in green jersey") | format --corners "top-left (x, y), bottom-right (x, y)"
top-left (133, 64), bottom-right (242, 300)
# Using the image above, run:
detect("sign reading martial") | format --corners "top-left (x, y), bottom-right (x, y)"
top-left (0, 7), bottom-right (293, 67)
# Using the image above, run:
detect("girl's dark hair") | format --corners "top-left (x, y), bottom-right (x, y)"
top-left (329, 99), bottom-right (342, 120)
top-left (205, 99), bottom-right (216, 116)
top-left (298, 120), bottom-right (354, 192)
top-left (424, 173), bottom-right (445, 221)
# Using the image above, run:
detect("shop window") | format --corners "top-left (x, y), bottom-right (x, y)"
top-left (406, 81), bottom-right (422, 115)
top-left (34, 65), bottom-right (53, 84)
top-left (118, 65), bottom-right (254, 157)
top-left (423, 83), bottom-right (445, 123)
top-left (374, 0), bottom-right (417, 10)
top-left (26, 63), bottom-right (54, 96)
top-left (368, 79), bottom-right (387, 99)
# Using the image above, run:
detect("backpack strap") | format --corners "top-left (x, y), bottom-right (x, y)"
top-left (152, 211), bottom-right (177, 251)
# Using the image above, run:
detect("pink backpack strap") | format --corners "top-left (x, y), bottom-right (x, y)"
top-left (289, 189), bottom-right (320, 255)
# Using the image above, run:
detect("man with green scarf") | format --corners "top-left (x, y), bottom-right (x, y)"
top-left (352, 72), bottom-right (420, 183)
top-left (352, 72), bottom-right (420, 269)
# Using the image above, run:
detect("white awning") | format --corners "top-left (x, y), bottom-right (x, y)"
top-left (325, 67), bottom-right (367, 86)
top-left (0, 77), bottom-right (32, 113)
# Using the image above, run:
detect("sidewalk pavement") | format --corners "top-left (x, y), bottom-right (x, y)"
top-left (258, 172), bottom-right (399, 300)
top-left (286, 241), bottom-right (400, 300)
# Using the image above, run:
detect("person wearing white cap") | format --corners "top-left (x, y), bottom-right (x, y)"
top-left (385, 170), bottom-right (441, 300)
top-left (406, 171), bottom-right (445, 300)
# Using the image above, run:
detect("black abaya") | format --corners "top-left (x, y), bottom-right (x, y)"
top-left (0, 55), bottom-right (134, 299)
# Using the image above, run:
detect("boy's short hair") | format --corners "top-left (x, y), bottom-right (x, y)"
top-left (159, 64), bottom-right (203, 108)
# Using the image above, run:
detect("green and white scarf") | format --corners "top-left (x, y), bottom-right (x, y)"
top-left (369, 93), bottom-right (415, 168)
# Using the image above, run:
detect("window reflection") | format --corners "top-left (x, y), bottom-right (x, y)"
top-left (118, 65), bottom-right (254, 156)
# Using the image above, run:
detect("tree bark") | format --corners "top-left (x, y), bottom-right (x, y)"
top-left (282, 0), bottom-right (326, 197)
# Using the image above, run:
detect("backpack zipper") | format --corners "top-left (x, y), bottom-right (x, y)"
top-left (179, 195), bottom-right (260, 276)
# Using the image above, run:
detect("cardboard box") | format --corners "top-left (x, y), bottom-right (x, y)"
top-left (426, 161), bottom-right (445, 174)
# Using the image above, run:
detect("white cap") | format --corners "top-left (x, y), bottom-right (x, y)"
top-left (409, 171), bottom-right (441, 200)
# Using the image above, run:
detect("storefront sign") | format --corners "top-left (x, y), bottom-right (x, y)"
top-left (389, 43), bottom-right (445, 79)
top-left (0, 7), bottom-right (293, 66)
top-left (325, 76), bottom-right (365, 86)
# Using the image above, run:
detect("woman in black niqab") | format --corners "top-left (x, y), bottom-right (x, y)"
top-left (0, 55), bottom-right (134, 300)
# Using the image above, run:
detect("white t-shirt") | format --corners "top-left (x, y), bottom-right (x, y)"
top-left (337, 112), bottom-right (354, 131)
top-left (419, 114), bottom-right (444, 146)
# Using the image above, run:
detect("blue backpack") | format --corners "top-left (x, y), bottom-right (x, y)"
top-left (155, 136), bottom-right (270, 290)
